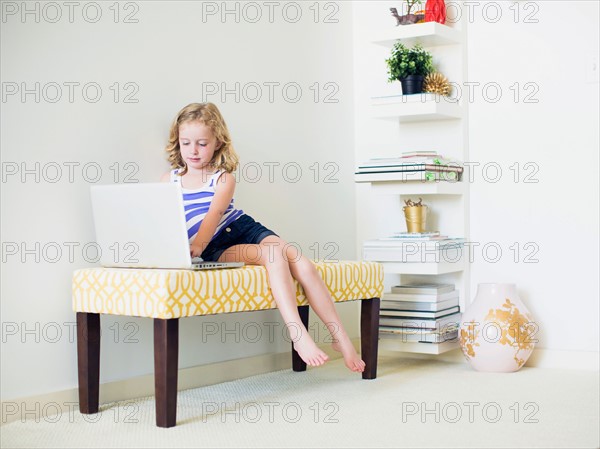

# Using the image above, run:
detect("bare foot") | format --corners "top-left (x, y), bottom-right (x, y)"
top-left (292, 330), bottom-right (329, 367)
top-left (332, 335), bottom-right (366, 373)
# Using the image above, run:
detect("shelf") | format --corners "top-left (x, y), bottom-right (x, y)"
top-left (371, 22), bottom-right (464, 47)
top-left (371, 98), bottom-right (464, 121)
top-left (359, 7), bottom-right (469, 356)
top-left (379, 337), bottom-right (460, 354)
top-left (355, 175), bottom-right (465, 195)
top-left (379, 259), bottom-right (465, 275)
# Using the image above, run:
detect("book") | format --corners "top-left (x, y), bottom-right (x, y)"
top-left (356, 164), bottom-right (463, 174)
top-left (402, 150), bottom-right (439, 157)
top-left (357, 162), bottom-right (433, 170)
top-left (381, 297), bottom-right (460, 312)
top-left (357, 157), bottom-right (461, 166)
top-left (357, 157), bottom-right (443, 166)
top-left (382, 290), bottom-right (459, 303)
top-left (392, 231), bottom-right (440, 237)
top-left (357, 156), bottom-right (462, 168)
top-left (364, 238), bottom-right (465, 248)
top-left (379, 312), bottom-right (461, 330)
top-left (391, 283), bottom-right (455, 295)
top-left (420, 164), bottom-right (463, 173)
top-left (359, 157), bottom-right (443, 166)
top-left (377, 235), bottom-right (451, 242)
top-left (379, 306), bottom-right (459, 319)
top-left (357, 157), bottom-right (409, 165)
top-left (378, 327), bottom-right (459, 343)
top-left (363, 236), bottom-right (465, 249)
top-left (354, 171), bottom-right (461, 182)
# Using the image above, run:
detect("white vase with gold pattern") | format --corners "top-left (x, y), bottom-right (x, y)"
top-left (459, 283), bottom-right (536, 372)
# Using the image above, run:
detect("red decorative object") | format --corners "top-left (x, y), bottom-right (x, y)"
top-left (425, 0), bottom-right (446, 24)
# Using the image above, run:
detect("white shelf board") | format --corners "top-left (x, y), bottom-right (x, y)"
top-left (371, 99), bottom-right (464, 121)
top-left (379, 259), bottom-right (465, 275)
top-left (371, 22), bottom-right (464, 47)
top-left (355, 175), bottom-right (465, 195)
top-left (379, 337), bottom-right (460, 354)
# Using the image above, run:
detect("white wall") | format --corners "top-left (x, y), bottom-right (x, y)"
top-left (468, 1), bottom-right (599, 352)
top-left (0, 1), bottom-right (357, 400)
top-left (353, 1), bottom-right (599, 354)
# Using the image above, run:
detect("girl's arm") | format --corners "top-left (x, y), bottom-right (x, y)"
top-left (190, 172), bottom-right (236, 257)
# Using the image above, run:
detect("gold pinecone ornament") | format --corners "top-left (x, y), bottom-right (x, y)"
top-left (423, 72), bottom-right (451, 96)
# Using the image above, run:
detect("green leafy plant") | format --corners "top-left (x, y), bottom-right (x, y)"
top-left (404, 0), bottom-right (423, 15)
top-left (386, 43), bottom-right (434, 82)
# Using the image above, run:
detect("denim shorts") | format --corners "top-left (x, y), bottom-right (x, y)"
top-left (200, 214), bottom-right (279, 262)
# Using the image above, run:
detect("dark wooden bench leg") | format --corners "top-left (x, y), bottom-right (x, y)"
top-left (154, 318), bottom-right (179, 428)
top-left (292, 305), bottom-right (309, 372)
top-left (77, 312), bottom-right (100, 414)
top-left (361, 297), bottom-right (380, 379)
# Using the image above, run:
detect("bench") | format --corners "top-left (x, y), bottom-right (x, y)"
top-left (72, 260), bottom-right (383, 428)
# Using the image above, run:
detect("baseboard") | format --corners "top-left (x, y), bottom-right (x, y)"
top-left (525, 348), bottom-right (599, 370)
top-left (380, 345), bottom-right (600, 371)
top-left (0, 340), bottom-right (350, 426)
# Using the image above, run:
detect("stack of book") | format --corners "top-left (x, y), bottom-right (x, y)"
top-left (363, 232), bottom-right (465, 263)
top-left (379, 284), bottom-right (461, 344)
top-left (355, 151), bottom-right (463, 182)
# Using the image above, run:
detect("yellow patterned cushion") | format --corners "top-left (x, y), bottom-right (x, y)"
top-left (72, 260), bottom-right (383, 319)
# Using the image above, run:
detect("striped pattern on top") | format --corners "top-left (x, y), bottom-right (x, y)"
top-left (171, 169), bottom-right (244, 243)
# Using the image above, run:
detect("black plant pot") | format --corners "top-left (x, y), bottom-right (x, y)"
top-left (400, 75), bottom-right (424, 95)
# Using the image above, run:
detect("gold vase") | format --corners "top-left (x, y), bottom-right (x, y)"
top-left (403, 206), bottom-right (427, 233)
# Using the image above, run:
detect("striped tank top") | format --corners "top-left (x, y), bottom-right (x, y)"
top-left (171, 169), bottom-right (244, 243)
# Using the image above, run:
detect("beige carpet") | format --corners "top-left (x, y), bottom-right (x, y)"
top-left (2, 353), bottom-right (599, 448)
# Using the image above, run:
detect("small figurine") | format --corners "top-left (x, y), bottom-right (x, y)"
top-left (390, 7), bottom-right (425, 26)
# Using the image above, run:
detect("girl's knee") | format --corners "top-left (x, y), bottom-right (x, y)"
top-left (289, 255), bottom-right (317, 279)
top-left (259, 236), bottom-right (290, 267)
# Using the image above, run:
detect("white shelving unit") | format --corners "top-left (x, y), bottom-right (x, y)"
top-left (379, 336), bottom-right (460, 355)
top-left (355, 175), bottom-right (466, 195)
top-left (371, 97), bottom-right (465, 121)
top-left (357, 16), bottom-right (469, 355)
top-left (380, 258), bottom-right (466, 276)
top-left (371, 21), bottom-right (464, 47)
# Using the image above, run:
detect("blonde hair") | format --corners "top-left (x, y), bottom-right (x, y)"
top-left (165, 102), bottom-right (239, 175)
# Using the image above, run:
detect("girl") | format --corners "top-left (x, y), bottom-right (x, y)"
top-left (161, 102), bottom-right (365, 373)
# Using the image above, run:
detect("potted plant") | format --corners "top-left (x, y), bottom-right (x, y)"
top-left (385, 42), bottom-right (433, 95)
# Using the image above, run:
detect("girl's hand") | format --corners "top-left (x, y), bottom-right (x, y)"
top-left (190, 244), bottom-right (204, 258)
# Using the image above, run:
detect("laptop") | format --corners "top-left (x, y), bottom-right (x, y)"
top-left (90, 183), bottom-right (244, 270)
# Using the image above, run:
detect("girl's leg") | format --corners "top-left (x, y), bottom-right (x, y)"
top-left (217, 240), bottom-right (329, 367)
top-left (284, 247), bottom-right (366, 373)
